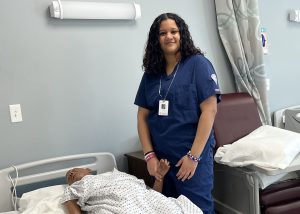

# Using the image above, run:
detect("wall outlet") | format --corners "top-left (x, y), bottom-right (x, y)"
top-left (9, 104), bottom-right (23, 122)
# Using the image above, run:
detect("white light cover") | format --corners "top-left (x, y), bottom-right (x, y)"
top-left (49, 1), bottom-right (141, 20)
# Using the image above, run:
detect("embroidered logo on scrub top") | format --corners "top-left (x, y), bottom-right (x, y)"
top-left (211, 74), bottom-right (218, 85)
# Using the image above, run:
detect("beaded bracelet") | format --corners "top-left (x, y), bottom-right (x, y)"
top-left (144, 152), bottom-right (156, 162)
top-left (187, 151), bottom-right (202, 162)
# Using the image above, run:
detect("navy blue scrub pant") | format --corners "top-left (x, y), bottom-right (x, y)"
top-left (162, 143), bottom-right (215, 214)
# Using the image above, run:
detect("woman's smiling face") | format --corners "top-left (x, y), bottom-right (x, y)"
top-left (159, 19), bottom-right (181, 56)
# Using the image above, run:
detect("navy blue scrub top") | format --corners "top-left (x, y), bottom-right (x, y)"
top-left (135, 55), bottom-right (221, 164)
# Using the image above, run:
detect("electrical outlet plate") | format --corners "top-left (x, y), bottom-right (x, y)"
top-left (9, 104), bottom-right (23, 122)
top-left (289, 10), bottom-right (300, 22)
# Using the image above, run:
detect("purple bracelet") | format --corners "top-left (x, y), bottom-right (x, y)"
top-left (187, 151), bottom-right (202, 162)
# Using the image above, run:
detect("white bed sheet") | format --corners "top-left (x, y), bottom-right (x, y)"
top-left (18, 185), bottom-right (66, 214)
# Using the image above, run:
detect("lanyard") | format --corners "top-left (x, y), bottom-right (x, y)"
top-left (159, 62), bottom-right (180, 101)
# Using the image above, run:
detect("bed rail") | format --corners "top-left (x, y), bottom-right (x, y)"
top-left (0, 152), bottom-right (116, 212)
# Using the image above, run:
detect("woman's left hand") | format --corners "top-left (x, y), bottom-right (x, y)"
top-left (176, 155), bottom-right (198, 181)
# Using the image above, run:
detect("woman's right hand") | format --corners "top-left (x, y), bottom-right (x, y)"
top-left (146, 157), bottom-right (162, 181)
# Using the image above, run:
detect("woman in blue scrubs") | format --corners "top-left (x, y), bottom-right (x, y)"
top-left (135, 13), bottom-right (220, 214)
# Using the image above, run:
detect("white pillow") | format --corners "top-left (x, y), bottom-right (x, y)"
top-left (18, 185), bottom-right (67, 214)
top-left (214, 125), bottom-right (300, 170)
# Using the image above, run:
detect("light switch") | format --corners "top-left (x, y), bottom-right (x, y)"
top-left (9, 104), bottom-right (23, 122)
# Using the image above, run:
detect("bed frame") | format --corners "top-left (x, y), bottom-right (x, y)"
top-left (0, 152), bottom-right (116, 213)
top-left (273, 104), bottom-right (300, 129)
top-left (213, 93), bottom-right (300, 214)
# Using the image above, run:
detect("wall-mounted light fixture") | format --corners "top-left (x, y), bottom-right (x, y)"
top-left (49, 0), bottom-right (141, 20)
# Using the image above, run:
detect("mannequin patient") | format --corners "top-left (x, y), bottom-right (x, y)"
top-left (61, 159), bottom-right (202, 214)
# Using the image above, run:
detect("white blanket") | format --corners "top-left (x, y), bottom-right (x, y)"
top-left (214, 125), bottom-right (300, 170)
top-left (18, 185), bottom-right (66, 214)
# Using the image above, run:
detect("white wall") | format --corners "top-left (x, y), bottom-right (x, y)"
top-left (258, 0), bottom-right (300, 113)
top-left (0, 0), bottom-right (234, 170)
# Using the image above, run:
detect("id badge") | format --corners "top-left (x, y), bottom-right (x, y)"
top-left (158, 100), bottom-right (169, 116)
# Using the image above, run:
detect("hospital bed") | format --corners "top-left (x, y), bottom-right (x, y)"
top-left (213, 93), bottom-right (300, 214)
top-left (0, 152), bottom-right (116, 213)
top-left (273, 104), bottom-right (300, 129)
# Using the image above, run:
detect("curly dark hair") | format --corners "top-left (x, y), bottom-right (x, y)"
top-left (143, 13), bottom-right (203, 74)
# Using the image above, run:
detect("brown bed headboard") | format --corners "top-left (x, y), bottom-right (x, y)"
top-left (213, 93), bottom-right (262, 149)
